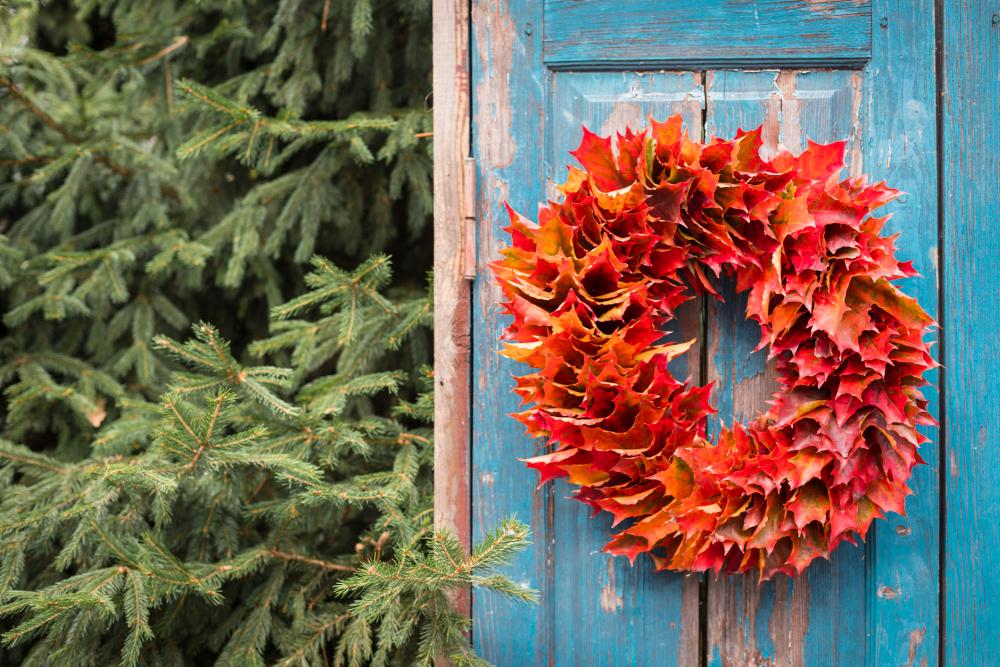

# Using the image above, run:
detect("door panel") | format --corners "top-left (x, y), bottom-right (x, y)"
top-left (470, 1), bottom-right (939, 664)
top-left (550, 72), bottom-right (703, 667)
top-left (704, 69), bottom-right (869, 667)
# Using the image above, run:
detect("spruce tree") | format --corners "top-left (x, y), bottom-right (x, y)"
top-left (0, 2), bottom-right (532, 665)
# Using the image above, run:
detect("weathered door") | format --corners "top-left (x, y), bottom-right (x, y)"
top-left (457, 1), bottom-right (989, 664)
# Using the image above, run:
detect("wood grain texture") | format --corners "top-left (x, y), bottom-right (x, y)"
top-left (943, 1), bottom-right (999, 664)
top-left (432, 0), bottom-right (471, 577)
top-left (704, 70), bottom-right (870, 667)
top-left (549, 72), bottom-right (703, 667)
top-left (865, 2), bottom-right (940, 664)
top-left (543, 0), bottom-right (872, 70)
top-left (470, 1), bottom-right (552, 663)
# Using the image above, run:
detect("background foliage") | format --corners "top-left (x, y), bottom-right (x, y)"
top-left (0, 1), bottom-right (531, 665)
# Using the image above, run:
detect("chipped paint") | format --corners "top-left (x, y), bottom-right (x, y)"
top-left (472, 1), bottom-right (516, 171)
top-left (768, 577), bottom-right (809, 667)
top-left (848, 71), bottom-right (864, 177)
top-left (679, 576), bottom-right (702, 667)
top-left (544, 1), bottom-right (871, 69)
top-left (928, 246), bottom-right (940, 290)
top-left (469, 1), bottom-right (554, 660)
top-left (691, 70), bottom-right (704, 92)
top-left (707, 574), bottom-right (811, 667)
top-left (877, 585), bottom-right (900, 600)
top-left (545, 177), bottom-right (560, 203)
top-left (476, 172), bottom-right (510, 337)
top-left (762, 76), bottom-right (782, 158)
top-left (598, 559), bottom-right (623, 613)
top-left (706, 281), bottom-right (776, 426)
top-left (601, 101), bottom-right (645, 137)
top-left (906, 627), bottom-right (927, 667)
top-left (732, 363), bottom-right (779, 423)
top-left (707, 575), bottom-right (768, 667)
top-left (775, 71), bottom-right (802, 153)
top-left (472, 0), bottom-right (518, 332)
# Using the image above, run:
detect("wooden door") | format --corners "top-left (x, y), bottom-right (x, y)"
top-left (458, 1), bottom-right (966, 664)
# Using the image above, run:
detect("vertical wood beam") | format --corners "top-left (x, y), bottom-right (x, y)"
top-left (704, 70), bottom-right (870, 667)
top-left (433, 0), bottom-right (472, 608)
top-left (942, 1), bottom-right (1000, 663)
top-left (866, 2), bottom-right (940, 664)
top-left (470, 1), bottom-right (554, 663)
top-left (545, 72), bottom-right (704, 667)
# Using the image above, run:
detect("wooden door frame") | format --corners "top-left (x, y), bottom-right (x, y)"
top-left (432, 0), bottom-right (472, 613)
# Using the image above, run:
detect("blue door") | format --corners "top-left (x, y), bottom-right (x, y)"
top-left (469, 1), bottom-right (995, 664)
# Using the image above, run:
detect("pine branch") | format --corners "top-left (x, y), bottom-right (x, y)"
top-left (175, 79), bottom-right (399, 165)
top-left (267, 548), bottom-right (355, 573)
top-left (0, 75), bottom-right (180, 199)
top-left (333, 519), bottom-right (536, 664)
top-left (154, 324), bottom-right (299, 417)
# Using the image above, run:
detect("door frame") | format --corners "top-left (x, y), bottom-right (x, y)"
top-left (432, 0), bottom-right (473, 615)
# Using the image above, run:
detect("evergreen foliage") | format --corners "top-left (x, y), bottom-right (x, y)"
top-left (0, 2), bottom-right (532, 664)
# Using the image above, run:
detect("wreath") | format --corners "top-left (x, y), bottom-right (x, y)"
top-left (492, 116), bottom-right (935, 579)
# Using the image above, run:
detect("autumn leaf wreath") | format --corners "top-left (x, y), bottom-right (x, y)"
top-left (491, 116), bottom-right (936, 579)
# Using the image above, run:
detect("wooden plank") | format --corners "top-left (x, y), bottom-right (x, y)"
top-left (548, 71), bottom-right (704, 667)
top-left (865, 2), bottom-right (940, 664)
top-left (543, 0), bottom-right (872, 70)
top-left (432, 0), bottom-right (471, 585)
top-left (943, 1), bottom-right (1000, 664)
top-left (470, 0), bottom-right (552, 663)
top-left (704, 69), bottom-right (870, 667)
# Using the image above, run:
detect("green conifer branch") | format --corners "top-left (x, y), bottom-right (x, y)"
top-left (0, 2), bottom-right (523, 664)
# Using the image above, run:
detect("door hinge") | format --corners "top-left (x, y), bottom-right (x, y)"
top-left (462, 156), bottom-right (476, 280)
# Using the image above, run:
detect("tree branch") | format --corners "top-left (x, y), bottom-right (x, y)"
top-left (0, 75), bottom-right (78, 143)
top-left (268, 548), bottom-right (355, 573)
top-left (1, 75), bottom-right (179, 199)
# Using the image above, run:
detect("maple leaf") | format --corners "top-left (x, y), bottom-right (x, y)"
top-left (570, 127), bottom-right (627, 191)
top-left (785, 447), bottom-right (831, 484)
top-left (796, 139), bottom-right (847, 184)
top-left (650, 456), bottom-right (695, 498)
top-left (787, 481), bottom-right (832, 531)
top-left (849, 276), bottom-right (935, 331)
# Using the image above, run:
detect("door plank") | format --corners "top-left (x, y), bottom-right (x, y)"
top-left (943, 1), bottom-right (999, 664)
top-left (548, 72), bottom-right (704, 667)
top-left (543, 0), bottom-right (872, 70)
top-left (865, 1), bottom-right (940, 664)
top-left (471, 1), bottom-right (552, 664)
top-left (704, 70), bottom-right (869, 667)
